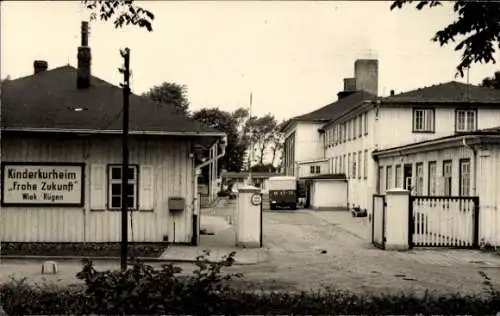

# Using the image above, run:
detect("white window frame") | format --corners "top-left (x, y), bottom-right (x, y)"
top-left (363, 112), bottom-right (368, 135)
top-left (395, 165), bottom-right (402, 188)
top-left (348, 153), bottom-right (351, 178)
top-left (428, 161), bottom-right (437, 195)
top-left (456, 109), bottom-right (476, 132)
top-left (386, 165), bottom-right (393, 190)
top-left (108, 164), bottom-right (138, 210)
top-left (358, 114), bottom-right (363, 137)
top-left (315, 165), bottom-right (321, 174)
top-left (443, 160), bottom-right (453, 196)
top-left (353, 117), bottom-right (357, 140)
top-left (459, 159), bottom-right (471, 196)
top-left (413, 108), bottom-right (434, 132)
top-left (358, 150), bottom-right (362, 179)
top-left (416, 162), bottom-right (424, 195)
top-left (378, 166), bottom-right (384, 194)
top-left (363, 149), bottom-right (368, 180)
top-left (352, 152), bottom-right (357, 178)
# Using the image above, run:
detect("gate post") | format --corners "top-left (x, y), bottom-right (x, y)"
top-left (385, 188), bottom-right (411, 251)
top-left (473, 196), bottom-right (480, 249)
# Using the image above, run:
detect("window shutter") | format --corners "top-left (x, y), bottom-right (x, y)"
top-left (139, 165), bottom-right (155, 211)
top-left (90, 164), bottom-right (106, 211)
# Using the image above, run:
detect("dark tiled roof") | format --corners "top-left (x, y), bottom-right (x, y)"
top-left (280, 91), bottom-right (376, 131)
top-left (382, 81), bottom-right (500, 104)
top-left (295, 91), bottom-right (375, 121)
top-left (1, 66), bottom-right (223, 135)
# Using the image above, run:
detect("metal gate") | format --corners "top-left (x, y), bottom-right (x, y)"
top-left (372, 194), bottom-right (386, 249)
top-left (409, 196), bottom-right (479, 248)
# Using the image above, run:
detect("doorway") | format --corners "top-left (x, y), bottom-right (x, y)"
top-left (403, 164), bottom-right (413, 192)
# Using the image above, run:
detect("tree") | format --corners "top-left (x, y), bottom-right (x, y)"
top-left (482, 71), bottom-right (500, 89)
top-left (82, 1), bottom-right (154, 31)
top-left (143, 82), bottom-right (190, 115)
top-left (244, 114), bottom-right (278, 166)
top-left (390, 1), bottom-right (500, 77)
top-left (191, 108), bottom-right (246, 173)
top-left (269, 120), bottom-right (286, 168)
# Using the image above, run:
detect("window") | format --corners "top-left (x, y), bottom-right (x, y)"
top-left (378, 166), bottom-right (384, 194)
top-left (339, 156), bottom-right (343, 173)
top-left (310, 166), bottom-right (315, 174)
top-left (443, 160), bottom-right (453, 196)
top-left (386, 165), bottom-right (393, 190)
top-left (343, 155), bottom-right (346, 174)
top-left (348, 153), bottom-right (351, 178)
top-left (428, 161), bottom-right (437, 195)
top-left (353, 118), bottom-right (357, 139)
top-left (352, 152), bottom-right (357, 178)
top-left (347, 121), bottom-right (351, 141)
top-left (358, 115), bottom-right (363, 137)
top-left (358, 150), bottom-right (362, 179)
top-left (364, 112), bottom-right (368, 135)
top-left (395, 165), bottom-right (402, 188)
top-left (315, 166), bottom-right (321, 174)
top-left (108, 165), bottom-right (138, 210)
top-left (456, 109), bottom-right (476, 132)
top-left (415, 163), bottom-right (424, 195)
top-left (363, 149), bottom-right (368, 179)
top-left (459, 159), bottom-right (471, 196)
top-left (413, 108), bottom-right (434, 132)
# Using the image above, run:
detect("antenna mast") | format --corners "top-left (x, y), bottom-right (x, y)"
top-left (248, 92), bottom-right (253, 185)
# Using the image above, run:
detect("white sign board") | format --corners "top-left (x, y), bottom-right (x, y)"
top-left (1, 163), bottom-right (84, 206)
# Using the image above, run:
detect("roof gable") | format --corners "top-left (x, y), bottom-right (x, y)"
top-left (1, 66), bottom-right (223, 135)
top-left (382, 81), bottom-right (500, 104)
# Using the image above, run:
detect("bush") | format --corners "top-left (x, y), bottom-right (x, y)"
top-left (1, 254), bottom-right (499, 315)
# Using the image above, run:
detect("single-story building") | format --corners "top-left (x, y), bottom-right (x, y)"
top-left (298, 174), bottom-right (347, 210)
top-left (0, 22), bottom-right (226, 246)
top-left (372, 127), bottom-right (500, 247)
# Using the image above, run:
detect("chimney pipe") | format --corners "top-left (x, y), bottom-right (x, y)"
top-left (77, 21), bottom-right (91, 89)
top-left (33, 60), bottom-right (48, 74)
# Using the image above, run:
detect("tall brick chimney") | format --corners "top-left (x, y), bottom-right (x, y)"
top-left (33, 60), bottom-right (48, 74)
top-left (77, 21), bottom-right (91, 89)
top-left (354, 59), bottom-right (378, 96)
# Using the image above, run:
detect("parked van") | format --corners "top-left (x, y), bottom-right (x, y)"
top-left (267, 176), bottom-right (297, 210)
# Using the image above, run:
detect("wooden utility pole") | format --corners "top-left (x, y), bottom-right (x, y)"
top-left (120, 47), bottom-right (131, 271)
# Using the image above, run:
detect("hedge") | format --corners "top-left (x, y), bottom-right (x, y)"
top-left (1, 251), bottom-right (499, 315)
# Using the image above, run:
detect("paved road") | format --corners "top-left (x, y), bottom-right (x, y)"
top-left (2, 203), bottom-right (500, 297)
top-left (252, 210), bottom-right (500, 296)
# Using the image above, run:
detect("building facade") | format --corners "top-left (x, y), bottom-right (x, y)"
top-left (1, 22), bottom-right (226, 245)
top-left (281, 58), bottom-right (500, 225)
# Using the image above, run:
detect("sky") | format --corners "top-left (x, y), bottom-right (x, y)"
top-left (1, 1), bottom-right (499, 121)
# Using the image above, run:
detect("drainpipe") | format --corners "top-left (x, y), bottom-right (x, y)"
top-left (462, 137), bottom-right (477, 196)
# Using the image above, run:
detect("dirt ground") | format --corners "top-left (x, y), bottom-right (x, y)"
top-left (2, 206), bottom-right (500, 297)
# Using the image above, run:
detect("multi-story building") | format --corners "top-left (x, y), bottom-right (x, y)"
top-left (281, 59), bottom-right (500, 221)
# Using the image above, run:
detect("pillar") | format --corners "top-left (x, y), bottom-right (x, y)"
top-left (235, 185), bottom-right (262, 248)
top-left (385, 188), bottom-right (410, 251)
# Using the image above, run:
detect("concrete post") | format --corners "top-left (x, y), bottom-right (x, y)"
top-left (385, 188), bottom-right (410, 251)
top-left (235, 185), bottom-right (262, 248)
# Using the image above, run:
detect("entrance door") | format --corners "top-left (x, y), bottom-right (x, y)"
top-left (403, 164), bottom-right (413, 192)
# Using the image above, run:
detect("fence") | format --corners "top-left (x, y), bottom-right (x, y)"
top-left (409, 196), bottom-right (479, 248)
